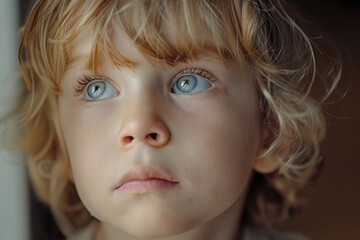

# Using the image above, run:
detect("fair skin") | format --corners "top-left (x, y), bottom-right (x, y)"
top-left (58, 26), bottom-right (277, 240)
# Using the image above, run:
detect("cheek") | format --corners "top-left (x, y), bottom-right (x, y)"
top-left (176, 97), bottom-right (261, 200)
top-left (60, 113), bottom-right (120, 218)
top-left (59, 96), bottom-right (117, 158)
top-left (58, 98), bottom-right (117, 196)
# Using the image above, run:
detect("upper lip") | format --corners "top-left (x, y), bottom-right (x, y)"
top-left (114, 166), bottom-right (179, 190)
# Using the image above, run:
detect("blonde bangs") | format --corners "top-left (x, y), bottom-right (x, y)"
top-left (115, 0), bottom-right (239, 66)
top-left (48, 0), bottom-right (254, 74)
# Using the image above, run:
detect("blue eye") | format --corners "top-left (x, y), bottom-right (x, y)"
top-left (171, 73), bottom-right (213, 94)
top-left (85, 80), bottom-right (118, 101)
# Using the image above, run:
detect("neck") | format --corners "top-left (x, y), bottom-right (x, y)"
top-left (96, 196), bottom-right (245, 240)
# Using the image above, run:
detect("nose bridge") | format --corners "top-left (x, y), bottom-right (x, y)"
top-left (118, 86), bottom-right (170, 148)
top-left (126, 83), bottom-right (161, 124)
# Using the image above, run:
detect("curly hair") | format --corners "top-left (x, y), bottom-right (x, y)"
top-left (17, 0), bottom-right (340, 236)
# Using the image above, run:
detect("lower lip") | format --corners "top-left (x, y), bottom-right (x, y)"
top-left (115, 178), bottom-right (179, 193)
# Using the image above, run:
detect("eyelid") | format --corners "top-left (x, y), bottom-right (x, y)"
top-left (173, 68), bottom-right (217, 83)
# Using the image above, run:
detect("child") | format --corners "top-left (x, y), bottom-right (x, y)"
top-left (15, 0), bottom-right (340, 239)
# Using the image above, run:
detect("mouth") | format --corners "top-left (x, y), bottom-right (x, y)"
top-left (114, 166), bottom-right (179, 193)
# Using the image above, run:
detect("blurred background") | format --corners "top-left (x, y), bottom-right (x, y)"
top-left (288, 1), bottom-right (360, 239)
top-left (0, 0), bottom-right (29, 240)
top-left (0, 0), bottom-right (359, 239)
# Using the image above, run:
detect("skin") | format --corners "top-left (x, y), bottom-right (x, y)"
top-left (58, 27), bottom-right (272, 240)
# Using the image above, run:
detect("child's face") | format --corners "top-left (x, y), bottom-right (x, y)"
top-left (58, 27), bottom-right (264, 238)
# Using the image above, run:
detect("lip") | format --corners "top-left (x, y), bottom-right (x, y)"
top-left (114, 166), bottom-right (179, 193)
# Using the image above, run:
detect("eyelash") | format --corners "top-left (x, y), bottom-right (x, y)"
top-left (174, 68), bottom-right (216, 83)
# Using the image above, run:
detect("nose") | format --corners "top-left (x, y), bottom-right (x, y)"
top-left (118, 99), bottom-right (171, 149)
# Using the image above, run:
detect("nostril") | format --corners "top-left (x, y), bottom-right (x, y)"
top-left (149, 133), bottom-right (158, 140)
top-left (123, 136), bottom-right (134, 144)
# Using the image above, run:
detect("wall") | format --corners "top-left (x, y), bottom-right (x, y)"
top-left (0, 0), bottom-right (29, 239)
top-left (288, 1), bottom-right (360, 239)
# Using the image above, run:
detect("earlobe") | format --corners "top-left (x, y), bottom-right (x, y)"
top-left (64, 160), bottom-right (74, 182)
top-left (67, 168), bottom-right (75, 183)
top-left (253, 152), bottom-right (280, 174)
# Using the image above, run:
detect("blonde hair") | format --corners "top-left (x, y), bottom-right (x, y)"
top-left (17, 0), bottom-right (340, 236)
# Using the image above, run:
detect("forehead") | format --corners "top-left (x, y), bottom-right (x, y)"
top-left (68, 27), bottom-right (93, 62)
top-left (69, 33), bottom-right (216, 78)
top-left (68, 28), bottom-right (175, 75)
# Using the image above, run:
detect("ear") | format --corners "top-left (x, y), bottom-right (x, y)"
top-left (64, 158), bottom-right (75, 182)
top-left (67, 169), bottom-right (74, 182)
top-left (253, 126), bottom-right (284, 174)
top-left (253, 151), bottom-right (280, 174)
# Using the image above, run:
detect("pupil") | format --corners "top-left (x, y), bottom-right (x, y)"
top-left (88, 82), bottom-right (105, 99)
top-left (93, 85), bottom-right (100, 93)
top-left (177, 76), bottom-right (197, 93)
top-left (181, 80), bottom-right (190, 88)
